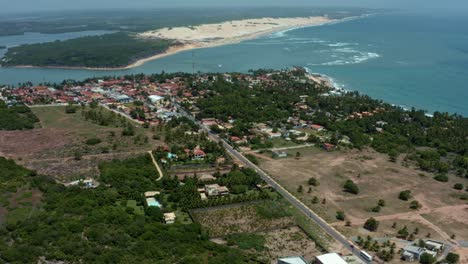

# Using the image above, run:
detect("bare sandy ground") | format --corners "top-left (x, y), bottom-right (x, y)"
top-left (139, 16), bottom-right (333, 44)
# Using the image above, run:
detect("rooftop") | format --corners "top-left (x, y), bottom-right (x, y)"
top-left (277, 256), bottom-right (308, 264)
top-left (316, 253), bottom-right (348, 264)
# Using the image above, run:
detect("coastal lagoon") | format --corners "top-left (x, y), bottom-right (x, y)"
top-left (0, 12), bottom-right (467, 115)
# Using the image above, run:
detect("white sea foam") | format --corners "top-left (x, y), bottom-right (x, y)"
top-left (307, 51), bottom-right (381, 66)
top-left (327, 42), bottom-right (356, 47)
top-left (332, 47), bottom-right (359, 53)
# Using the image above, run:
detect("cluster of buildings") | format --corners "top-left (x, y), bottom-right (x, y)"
top-left (2, 76), bottom-right (187, 124)
top-left (278, 239), bottom-right (447, 263)
top-left (402, 240), bottom-right (445, 262)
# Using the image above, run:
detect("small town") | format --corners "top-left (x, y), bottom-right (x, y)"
top-left (2, 67), bottom-right (466, 264)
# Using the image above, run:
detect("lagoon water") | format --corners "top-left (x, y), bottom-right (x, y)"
top-left (0, 12), bottom-right (467, 115)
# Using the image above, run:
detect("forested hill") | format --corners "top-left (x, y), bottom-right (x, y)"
top-left (1, 33), bottom-right (171, 68)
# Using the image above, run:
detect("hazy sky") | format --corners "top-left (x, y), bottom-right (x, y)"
top-left (1, 0), bottom-right (468, 14)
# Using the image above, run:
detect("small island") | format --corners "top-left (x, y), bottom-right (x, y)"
top-left (0, 45), bottom-right (6, 49)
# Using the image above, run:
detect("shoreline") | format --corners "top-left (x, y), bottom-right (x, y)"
top-left (5, 16), bottom-right (349, 71)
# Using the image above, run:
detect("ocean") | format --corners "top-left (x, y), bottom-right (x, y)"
top-left (0, 11), bottom-right (467, 116)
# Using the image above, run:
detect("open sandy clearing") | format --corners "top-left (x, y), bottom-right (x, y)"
top-left (139, 16), bottom-right (333, 46)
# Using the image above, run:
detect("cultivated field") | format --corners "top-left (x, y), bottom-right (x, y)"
top-left (257, 147), bottom-right (468, 260)
top-left (0, 106), bottom-right (162, 180)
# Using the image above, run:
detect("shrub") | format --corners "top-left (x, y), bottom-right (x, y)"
top-left (65, 105), bottom-right (77, 114)
top-left (434, 174), bottom-right (449, 182)
top-left (453, 183), bottom-right (464, 190)
top-left (378, 199), bottom-right (386, 207)
top-left (419, 252), bottom-right (436, 264)
top-left (85, 138), bottom-right (102, 146)
top-left (363, 217), bottom-right (379, 232)
top-left (230, 185), bottom-right (248, 194)
top-left (399, 190), bottom-right (412, 201)
top-left (343, 180), bottom-right (359, 194)
top-left (445, 252), bottom-right (460, 263)
top-left (409, 200), bottom-right (422, 210)
top-left (297, 185), bottom-right (303, 193)
top-left (308, 177), bottom-right (319, 186)
top-left (245, 154), bottom-right (259, 165)
top-left (311, 196), bottom-right (319, 204)
top-left (371, 206), bottom-right (381, 213)
top-left (398, 226), bottom-right (409, 239)
top-left (336, 211), bottom-right (345, 221)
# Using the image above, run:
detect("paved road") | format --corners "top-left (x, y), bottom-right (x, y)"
top-left (174, 102), bottom-right (372, 263)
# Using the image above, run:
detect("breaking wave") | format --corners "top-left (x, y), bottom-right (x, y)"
top-left (307, 52), bottom-right (381, 66)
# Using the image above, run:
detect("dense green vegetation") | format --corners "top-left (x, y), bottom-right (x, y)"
top-left (192, 69), bottom-right (468, 179)
top-left (0, 101), bottom-right (39, 130)
top-left (0, 156), bottom-right (258, 263)
top-left (1, 32), bottom-right (171, 68)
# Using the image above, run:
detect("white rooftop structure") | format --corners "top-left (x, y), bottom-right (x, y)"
top-left (425, 240), bottom-right (444, 251)
top-left (277, 256), bottom-right (308, 264)
top-left (149, 95), bottom-right (164, 104)
top-left (164, 212), bottom-right (176, 224)
top-left (316, 253), bottom-right (348, 264)
top-left (144, 191), bottom-right (161, 197)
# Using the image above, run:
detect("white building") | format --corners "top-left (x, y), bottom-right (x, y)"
top-left (316, 253), bottom-right (348, 264)
top-left (277, 256), bottom-right (308, 264)
top-left (164, 212), bottom-right (176, 224)
top-left (425, 240), bottom-right (444, 252)
top-left (402, 245), bottom-right (437, 262)
top-left (148, 95), bottom-right (164, 105)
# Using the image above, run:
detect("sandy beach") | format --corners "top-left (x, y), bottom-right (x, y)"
top-left (134, 17), bottom-right (335, 69)
top-left (139, 16), bottom-right (333, 43)
top-left (11, 16), bottom-right (335, 71)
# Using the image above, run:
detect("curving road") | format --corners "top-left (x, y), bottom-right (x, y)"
top-left (174, 102), bottom-right (372, 263)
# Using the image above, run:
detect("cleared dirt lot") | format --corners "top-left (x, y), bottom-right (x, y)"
top-left (258, 147), bottom-right (468, 259)
top-left (0, 106), bottom-right (161, 180)
top-left (194, 202), bottom-right (323, 263)
top-left (191, 202), bottom-right (295, 237)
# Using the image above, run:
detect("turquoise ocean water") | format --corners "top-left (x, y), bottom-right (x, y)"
top-left (0, 11), bottom-right (467, 115)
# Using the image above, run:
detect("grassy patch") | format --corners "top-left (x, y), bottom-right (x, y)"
top-left (7, 207), bottom-right (32, 225)
top-left (227, 233), bottom-right (265, 251)
top-left (255, 200), bottom-right (292, 219)
top-left (126, 200), bottom-right (144, 216)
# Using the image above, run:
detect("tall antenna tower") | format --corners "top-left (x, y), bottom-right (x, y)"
top-left (192, 50), bottom-right (195, 75)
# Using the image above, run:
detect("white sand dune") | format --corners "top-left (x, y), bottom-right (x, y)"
top-left (139, 16), bottom-right (333, 44)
